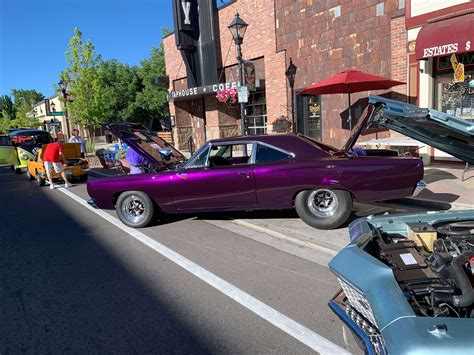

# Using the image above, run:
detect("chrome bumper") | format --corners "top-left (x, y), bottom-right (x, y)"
top-left (412, 180), bottom-right (427, 196)
top-left (87, 198), bottom-right (98, 209)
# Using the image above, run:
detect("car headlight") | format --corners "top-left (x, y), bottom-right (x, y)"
top-left (21, 154), bottom-right (28, 160)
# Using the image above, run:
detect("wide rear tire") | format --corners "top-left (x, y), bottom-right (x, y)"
top-left (79, 173), bottom-right (88, 182)
top-left (116, 191), bottom-right (154, 228)
top-left (295, 188), bottom-right (352, 230)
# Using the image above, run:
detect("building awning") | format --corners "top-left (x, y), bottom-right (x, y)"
top-left (415, 12), bottom-right (473, 60)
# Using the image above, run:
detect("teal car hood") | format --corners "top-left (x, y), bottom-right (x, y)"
top-left (368, 95), bottom-right (474, 164)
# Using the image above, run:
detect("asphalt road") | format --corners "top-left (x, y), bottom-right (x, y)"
top-left (1, 167), bottom-right (361, 354)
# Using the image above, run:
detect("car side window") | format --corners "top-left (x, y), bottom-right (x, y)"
top-left (208, 143), bottom-right (252, 167)
top-left (255, 144), bottom-right (292, 164)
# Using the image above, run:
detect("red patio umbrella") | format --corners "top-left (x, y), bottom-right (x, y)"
top-left (299, 70), bottom-right (404, 129)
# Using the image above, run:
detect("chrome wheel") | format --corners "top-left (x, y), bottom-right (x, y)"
top-left (307, 189), bottom-right (338, 217)
top-left (121, 195), bottom-right (147, 224)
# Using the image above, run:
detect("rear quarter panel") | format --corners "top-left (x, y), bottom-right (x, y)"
top-left (255, 155), bottom-right (423, 209)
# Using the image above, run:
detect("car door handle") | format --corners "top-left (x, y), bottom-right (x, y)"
top-left (238, 172), bottom-right (251, 178)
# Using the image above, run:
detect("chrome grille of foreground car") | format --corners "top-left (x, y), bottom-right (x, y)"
top-left (338, 277), bottom-right (378, 328)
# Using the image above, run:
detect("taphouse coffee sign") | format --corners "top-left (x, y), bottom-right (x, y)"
top-left (168, 82), bottom-right (237, 100)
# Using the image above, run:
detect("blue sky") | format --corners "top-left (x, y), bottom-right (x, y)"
top-left (0, 0), bottom-right (175, 98)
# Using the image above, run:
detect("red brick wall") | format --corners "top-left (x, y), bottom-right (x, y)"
top-left (275, 0), bottom-right (406, 146)
top-left (164, 0), bottom-right (288, 142)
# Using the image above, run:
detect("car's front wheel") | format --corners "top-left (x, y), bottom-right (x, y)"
top-left (116, 191), bottom-right (154, 228)
top-left (295, 188), bottom-right (352, 229)
top-left (26, 170), bottom-right (35, 181)
top-left (36, 174), bottom-right (45, 187)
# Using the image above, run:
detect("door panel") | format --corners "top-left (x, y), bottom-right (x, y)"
top-left (171, 166), bottom-right (257, 212)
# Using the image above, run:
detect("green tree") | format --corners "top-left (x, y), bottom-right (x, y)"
top-left (63, 28), bottom-right (106, 141)
top-left (134, 43), bottom-right (170, 123)
top-left (10, 89), bottom-right (44, 129)
top-left (98, 59), bottom-right (141, 122)
top-left (0, 95), bottom-right (15, 132)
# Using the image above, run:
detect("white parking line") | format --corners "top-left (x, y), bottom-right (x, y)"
top-left (57, 188), bottom-right (350, 354)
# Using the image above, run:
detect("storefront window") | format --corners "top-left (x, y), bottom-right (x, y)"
top-left (245, 90), bottom-right (267, 135)
top-left (435, 54), bottom-right (474, 121)
top-left (296, 95), bottom-right (322, 141)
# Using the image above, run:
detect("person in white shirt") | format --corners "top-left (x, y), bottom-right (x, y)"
top-left (68, 129), bottom-right (86, 158)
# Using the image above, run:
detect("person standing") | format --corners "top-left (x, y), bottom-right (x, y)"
top-left (43, 139), bottom-right (72, 189)
top-left (68, 129), bottom-right (86, 158)
top-left (126, 146), bottom-right (146, 174)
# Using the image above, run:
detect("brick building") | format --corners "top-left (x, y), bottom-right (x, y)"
top-left (165, 0), bottom-right (287, 151)
top-left (164, 0), bottom-right (472, 160)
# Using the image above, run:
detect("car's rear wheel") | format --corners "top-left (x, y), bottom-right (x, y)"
top-left (79, 173), bottom-right (88, 182)
top-left (26, 170), bottom-right (34, 181)
top-left (36, 174), bottom-right (45, 187)
top-left (295, 188), bottom-right (352, 229)
top-left (116, 191), bottom-right (154, 228)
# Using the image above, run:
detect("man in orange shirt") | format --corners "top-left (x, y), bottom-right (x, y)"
top-left (42, 139), bottom-right (72, 189)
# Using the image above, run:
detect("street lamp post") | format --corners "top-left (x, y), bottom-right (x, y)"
top-left (285, 58), bottom-right (297, 133)
top-left (228, 12), bottom-right (248, 136)
top-left (58, 79), bottom-right (71, 139)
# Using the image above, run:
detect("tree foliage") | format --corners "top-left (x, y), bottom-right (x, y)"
top-left (98, 59), bottom-right (141, 122)
top-left (62, 27), bottom-right (171, 136)
top-left (62, 28), bottom-right (106, 139)
top-left (0, 90), bottom-right (44, 132)
top-left (135, 46), bottom-right (170, 121)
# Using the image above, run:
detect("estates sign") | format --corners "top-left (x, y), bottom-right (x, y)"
top-left (168, 82), bottom-right (238, 101)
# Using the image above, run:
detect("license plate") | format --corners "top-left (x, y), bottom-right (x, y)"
top-left (64, 169), bottom-right (73, 175)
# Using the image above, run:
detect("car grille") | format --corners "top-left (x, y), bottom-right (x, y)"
top-left (338, 277), bottom-right (378, 327)
top-left (337, 278), bottom-right (387, 354)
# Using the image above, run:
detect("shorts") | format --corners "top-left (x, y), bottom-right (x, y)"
top-left (44, 161), bottom-right (63, 174)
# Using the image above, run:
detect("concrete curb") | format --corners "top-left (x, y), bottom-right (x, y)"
top-left (232, 219), bottom-right (338, 256)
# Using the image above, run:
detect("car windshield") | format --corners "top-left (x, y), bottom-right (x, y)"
top-left (298, 134), bottom-right (340, 154)
top-left (0, 136), bottom-right (11, 146)
top-left (184, 144), bottom-right (210, 169)
top-left (11, 132), bottom-right (52, 146)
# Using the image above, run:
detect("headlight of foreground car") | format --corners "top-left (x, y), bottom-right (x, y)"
top-left (21, 154), bottom-right (28, 160)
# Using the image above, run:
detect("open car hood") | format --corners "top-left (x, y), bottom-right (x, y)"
top-left (343, 95), bottom-right (474, 164)
top-left (105, 122), bottom-right (186, 167)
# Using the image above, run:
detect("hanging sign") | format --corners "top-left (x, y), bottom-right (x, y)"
top-left (244, 61), bottom-right (256, 91)
top-left (238, 86), bottom-right (248, 103)
top-left (450, 54), bottom-right (465, 82)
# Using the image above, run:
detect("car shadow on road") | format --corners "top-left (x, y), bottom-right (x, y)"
top-left (0, 171), bottom-right (212, 353)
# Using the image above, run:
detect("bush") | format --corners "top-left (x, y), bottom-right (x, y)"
top-left (95, 148), bottom-right (106, 157)
top-left (85, 141), bottom-right (95, 154)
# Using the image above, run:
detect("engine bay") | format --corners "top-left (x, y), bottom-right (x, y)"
top-left (369, 220), bottom-right (474, 319)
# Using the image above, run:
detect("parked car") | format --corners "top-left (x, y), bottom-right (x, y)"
top-left (328, 209), bottom-right (474, 354)
top-left (87, 96), bottom-right (471, 229)
top-left (0, 135), bottom-right (17, 167)
top-left (26, 143), bottom-right (90, 186)
top-left (9, 129), bottom-right (53, 173)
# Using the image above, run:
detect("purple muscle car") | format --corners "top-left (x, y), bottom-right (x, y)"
top-left (91, 95), bottom-right (474, 229)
